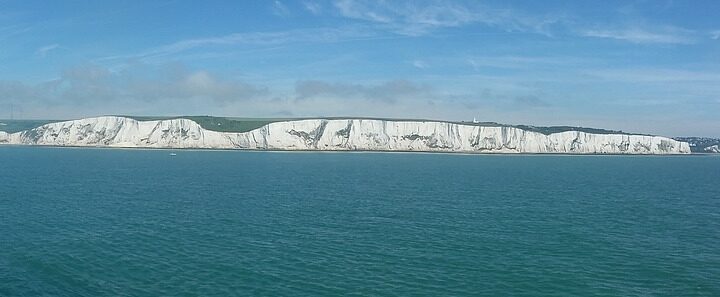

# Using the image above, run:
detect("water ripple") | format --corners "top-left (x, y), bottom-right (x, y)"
top-left (1, 148), bottom-right (719, 296)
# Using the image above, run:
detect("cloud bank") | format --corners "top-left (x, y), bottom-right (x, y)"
top-left (0, 63), bottom-right (268, 118)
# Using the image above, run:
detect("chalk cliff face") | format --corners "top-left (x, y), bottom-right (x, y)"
top-left (705, 145), bottom-right (720, 153)
top-left (0, 116), bottom-right (691, 154)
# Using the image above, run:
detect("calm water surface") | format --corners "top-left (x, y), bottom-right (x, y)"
top-left (1, 147), bottom-right (719, 296)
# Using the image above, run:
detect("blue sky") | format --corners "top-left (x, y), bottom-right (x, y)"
top-left (1, 0), bottom-right (719, 136)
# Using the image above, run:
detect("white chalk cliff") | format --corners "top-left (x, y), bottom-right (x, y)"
top-left (705, 145), bottom-right (720, 153)
top-left (0, 116), bottom-right (690, 154)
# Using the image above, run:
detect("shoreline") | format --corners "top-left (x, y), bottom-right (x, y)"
top-left (0, 116), bottom-right (693, 155)
top-left (0, 144), bottom-right (706, 157)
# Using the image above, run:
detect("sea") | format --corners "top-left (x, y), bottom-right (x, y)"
top-left (1, 146), bottom-right (719, 296)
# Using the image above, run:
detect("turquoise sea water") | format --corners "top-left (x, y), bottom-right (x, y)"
top-left (1, 147), bottom-right (719, 296)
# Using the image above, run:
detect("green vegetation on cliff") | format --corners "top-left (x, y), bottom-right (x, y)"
top-left (2, 115), bottom-right (640, 136)
top-left (0, 120), bottom-right (59, 133)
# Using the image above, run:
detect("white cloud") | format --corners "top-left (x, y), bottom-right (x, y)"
top-left (465, 55), bottom-right (581, 70)
top-left (711, 30), bottom-right (720, 40)
top-left (272, 1), bottom-right (291, 17)
top-left (99, 26), bottom-right (377, 62)
top-left (303, 1), bottom-right (322, 15)
top-left (0, 63), bottom-right (269, 116)
top-left (581, 26), bottom-right (695, 44)
top-left (35, 44), bottom-right (60, 58)
top-left (331, 0), bottom-right (562, 36)
top-left (334, 0), bottom-right (393, 23)
top-left (0, 25), bottom-right (31, 41)
top-left (295, 79), bottom-right (432, 103)
top-left (330, 1), bottom-right (701, 44)
top-left (587, 68), bottom-right (720, 82)
top-left (411, 60), bottom-right (428, 69)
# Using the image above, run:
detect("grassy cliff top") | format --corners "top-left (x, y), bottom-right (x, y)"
top-left (124, 115), bottom-right (636, 135)
top-left (0, 120), bottom-right (60, 133)
top-left (1, 115), bottom-right (638, 136)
